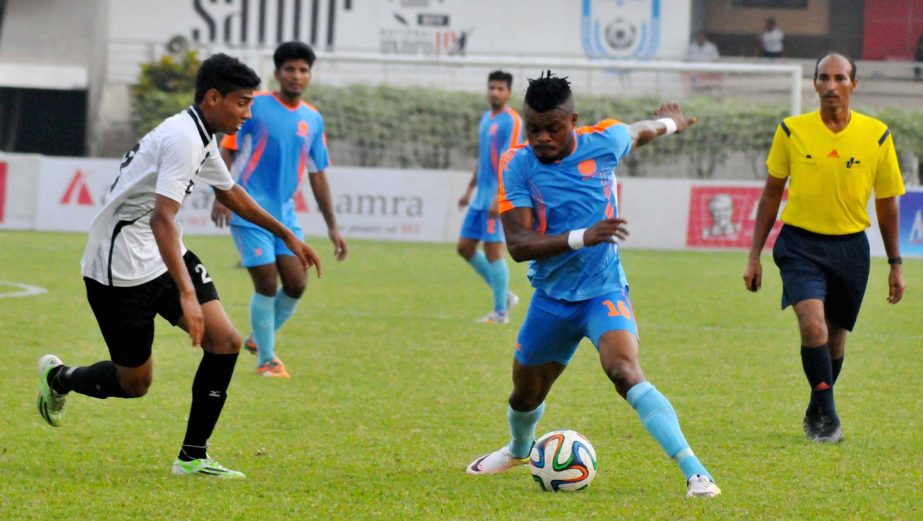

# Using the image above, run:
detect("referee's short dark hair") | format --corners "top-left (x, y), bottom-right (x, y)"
top-left (813, 52), bottom-right (857, 81)
top-left (195, 53), bottom-right (261, 103)
top-left (488, 70), bottom-right (513, 88)
top-left (274, 41), bottom-right (317, 69)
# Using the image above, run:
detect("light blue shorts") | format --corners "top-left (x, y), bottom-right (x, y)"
top-left (515, 287), bottom-right (639, 366)
top-left (460, 208), bottom-right (504, 243)
top-left (230, 216), bottom-right (303, 268)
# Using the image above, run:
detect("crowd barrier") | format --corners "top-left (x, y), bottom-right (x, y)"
top-left (2, 152), bottom-right (921, 257)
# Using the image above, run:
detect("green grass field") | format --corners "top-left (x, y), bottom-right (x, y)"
top-left (1, 230), bottom-right (920, 520)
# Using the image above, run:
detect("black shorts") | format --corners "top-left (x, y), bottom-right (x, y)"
top-left (84, 251), bottom-right (219, 367)
top-left (772, 225), bottom-right (870, 331)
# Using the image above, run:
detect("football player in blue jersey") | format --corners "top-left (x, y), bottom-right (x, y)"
top-left (211, 41), bottom-right (346, 378)
top-left (457, 71), bottom-right (524, 324)
top-left (466, 72), bottom-right (720, 498)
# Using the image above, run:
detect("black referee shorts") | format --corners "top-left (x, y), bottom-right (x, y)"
top-left (84, 251), bottom-right (220, 368)
top-left (772, 224), bottom-right (870, 331)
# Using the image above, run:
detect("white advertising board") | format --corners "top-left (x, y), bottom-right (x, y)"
top-left (12, 152), bottom-right (903, 258)
top-left (109, 0), bottom-right (691, 60)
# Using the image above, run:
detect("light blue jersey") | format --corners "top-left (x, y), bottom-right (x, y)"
top-left (471, 107), bottom-right (522, 210)
top-left (498, 120), bottom-right (631, 301)
top-left (222, 92), bottom-right (330, 229)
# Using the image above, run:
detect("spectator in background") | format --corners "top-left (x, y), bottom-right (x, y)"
top-left (687, 31), bottom-right (720, 61)
top-left (686, 30), bottom-right (721, 91)
top-left (760, 18), bottom-right (784, 58)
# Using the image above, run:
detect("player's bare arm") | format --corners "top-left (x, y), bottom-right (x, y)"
top-left (501, 207), bottom-right (629, 262)
top-left (458, 166), bottom-right (477, 210)
top-left (151, 195), bottom-right (205, 346)
top-left (743, 175), bottom-right (787, 292)
top-left (214, 185), bottom-right (323, 277)
top-left (308, 170), bottom-right (348, 261)
top-left (628, 102), bottom-right (697, 149)
top-left (875, 196), bottom-right (905, 304)
top-left (210, 147), bottom-right (236, 227)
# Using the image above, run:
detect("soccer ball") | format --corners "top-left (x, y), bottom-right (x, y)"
top-left (529, 430), bottom-right (598, 492)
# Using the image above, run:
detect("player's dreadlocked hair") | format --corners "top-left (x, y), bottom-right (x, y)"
top-left (195, 53), bottom-right (261, 103)
top-left (525, 71), bottom-right (572, 113)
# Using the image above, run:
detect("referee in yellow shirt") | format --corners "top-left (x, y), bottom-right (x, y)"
top-left (743, 53), bottom-right (905, 443)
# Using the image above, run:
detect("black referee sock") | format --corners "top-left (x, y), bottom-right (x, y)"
top-left (807, 354), bottom-right (845, 417)
top-left (180, 351), bottom-right (239, 460)
top-left (831, 355), bottom-right (844, 385)
top-left (50, 361), bottom-right (131, 399)
top-left (801, 344), bottom-right (839, 424)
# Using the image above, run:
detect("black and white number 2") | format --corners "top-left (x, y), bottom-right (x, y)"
top-left (194, 264), bottom-right (213, 284)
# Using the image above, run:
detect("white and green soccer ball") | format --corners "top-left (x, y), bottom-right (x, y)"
top-left (529, 430), bottom-right (598, 492)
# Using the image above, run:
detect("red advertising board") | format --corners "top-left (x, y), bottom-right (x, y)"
top-left (686, 185), bottom-right (786, 249)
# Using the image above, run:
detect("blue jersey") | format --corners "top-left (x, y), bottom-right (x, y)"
top-left (471, 107), bottom-right (522, 210)
top-left (498, 120), bottom-right (631, 301)
top-left (222, 92), bottom-right (330, 228)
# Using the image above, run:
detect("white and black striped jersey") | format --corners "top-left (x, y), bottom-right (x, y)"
top-left (81, 105), bottom-right (235, 287)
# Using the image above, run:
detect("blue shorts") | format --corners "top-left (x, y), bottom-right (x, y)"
top-left (460, 208), bottom-right (504, 243)
top-left (230, 217), bottom-right (303, 268)
top-left (772, 224), bottom-right (870, 331)
top-left (515, 287), bottom-right (639, 366)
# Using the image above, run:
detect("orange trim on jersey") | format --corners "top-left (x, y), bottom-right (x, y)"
top-left (576, 119), bottom-right (622, 136)
top-left (497, 144), bottom-right (528, 213)
top-left (221, 133), bottom-right (238, 151)
top-left (505, 107), bottom-right (523, 149)
top-left (240, 133), bottom-right (268, 185)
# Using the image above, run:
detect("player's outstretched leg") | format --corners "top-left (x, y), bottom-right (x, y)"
top-left (173, 301), bottom-right (246, 479)
top-left (627, 381), bottom-right (720, 498)
top-left (36, 355), bottom-right (66, 427)
top-left (38, 353), bottom-right (141, 427)
top-left (467, 402), bottom-right (545, 475)
top-left (599, 330), bottom-right (719, 498)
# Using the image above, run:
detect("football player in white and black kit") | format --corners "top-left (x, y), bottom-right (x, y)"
top-left (35, 53), bottom-right (322, 479)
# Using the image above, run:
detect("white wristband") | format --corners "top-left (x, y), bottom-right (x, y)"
top-left (656, 117), bottom-right (677, 135)
top-left (567, 229), bottom-right (587, 250)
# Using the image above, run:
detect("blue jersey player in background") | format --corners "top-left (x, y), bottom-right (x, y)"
top-left (466, 72), bottom-right (721, 498)
top-left (211, 41), bottom-right (347, 379)
top-left (457, 71), bottom-right (523, 324)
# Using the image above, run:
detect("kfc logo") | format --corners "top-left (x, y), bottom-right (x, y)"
top-left (686, 186), bottom-right (786, 249)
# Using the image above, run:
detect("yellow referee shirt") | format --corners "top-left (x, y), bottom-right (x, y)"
top-left (766, 110), bottom-right (905, 235)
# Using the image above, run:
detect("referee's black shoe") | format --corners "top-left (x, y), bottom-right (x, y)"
top-left (804, 414), bottom-right (844, 443)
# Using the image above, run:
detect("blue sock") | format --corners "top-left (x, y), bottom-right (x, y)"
top-left (273, 289), bottom-right (300, 331)
top-left (467, 251), bottom-right (492, 286)
top-left (488, 259), bottom-right (509, 313)
top-left (507, 402), bottom-right (545, 458)
top-left (250, 293), bottom-right (275, 366)
top-left (627, 381), bottom-right (711, 481)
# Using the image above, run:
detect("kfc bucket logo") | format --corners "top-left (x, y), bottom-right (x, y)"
top-left (686, 186), bottom-right (786, 249)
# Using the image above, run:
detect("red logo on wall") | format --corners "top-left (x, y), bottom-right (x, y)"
top-left (686, 186), bottom-right (786, 249)
top-left (0, 162), bottom-right (7, 223)
top-left (60, 170), bottom-right (95, 206)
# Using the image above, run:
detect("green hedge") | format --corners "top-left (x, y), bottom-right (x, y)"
top-left (132, 59), bottom-right (923, 176)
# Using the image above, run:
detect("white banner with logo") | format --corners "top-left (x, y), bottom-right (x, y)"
top-left (174, 167), bottom-right (464, 242)
top-left (108, 0), bottom-right (690, 60)
top-left (34, 157), bottom-right (121, 232)
top-left (31, 160), bottom-right (466, 243)
top-left (15, 152), bottom-right (907, 258)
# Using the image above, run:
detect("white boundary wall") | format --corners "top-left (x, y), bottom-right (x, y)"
top-left (3, 152), bottom-right (923, 258)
